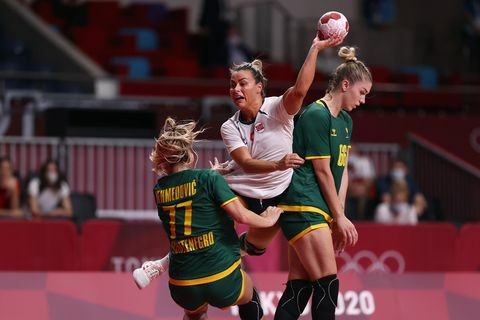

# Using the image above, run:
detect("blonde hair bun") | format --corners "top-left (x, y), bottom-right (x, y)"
top-left (338, 46), bottom-right (357, 62)
top-left (251, 59), bottom-right (263, 71)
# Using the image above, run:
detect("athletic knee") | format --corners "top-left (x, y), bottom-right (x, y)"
top-left (274, 279), bottom-right (312, 320)
top-left (238, 287), bottom-right (264, 320)
top-left (311, 274), bottom-right (339, 320)
top-left (239, 232), bottom-right (266, 256)
top-left (183, 310), bottom-right (207, 320)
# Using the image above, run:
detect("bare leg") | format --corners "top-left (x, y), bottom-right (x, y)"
top-left (287, 245), bottom-right (310, 280)
top-left (183, 304), bottom-right (208, 320)
top-left (274, 247), bottom-right (313, 320)
top-left (290, 227), bottom-right (337, 279)
top-left (246, 223), bottom-right (280, 249)
top-left (237, 270), bottom-right (264, 320)
top-left (291, 227), bottom-right (338, 320)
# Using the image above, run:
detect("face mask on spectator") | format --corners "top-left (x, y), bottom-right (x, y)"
top-left (47, 172), bottom-right (58, 184)
top-left (391, 169), bottom-right (406, 181)
top-left (348, 154), bottom-right (358, 163)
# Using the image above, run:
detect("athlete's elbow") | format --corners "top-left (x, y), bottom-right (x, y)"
top-left (290, 88), bottom-right (308, 101)
top-left (314, 168), bottom-right (332, 181)
top-left (234, 213), bottom-right (250, 225)
top-left (239, 162), bottom-right (259, 174)
top-left (242, 167), bottom-right (257, 174)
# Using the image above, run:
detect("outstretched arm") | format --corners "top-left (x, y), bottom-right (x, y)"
top-left (223, 199), bottom-right (282, 228)
top-left (282, 35), bottom-right (343, 116)
top-left (230, 147), bottom-right (304, 174)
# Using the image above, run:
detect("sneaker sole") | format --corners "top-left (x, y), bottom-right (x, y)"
top-left (133, 268), bottom-right (149, 290)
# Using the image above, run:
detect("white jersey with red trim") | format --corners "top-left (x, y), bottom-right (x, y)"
top-left (220, 96), bottom-right (294, 199)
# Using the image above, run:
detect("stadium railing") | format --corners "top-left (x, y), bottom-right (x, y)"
top-left (409, 133), bottom-right (480, 223)
top-left (0, 136), bottom-right (398, 219)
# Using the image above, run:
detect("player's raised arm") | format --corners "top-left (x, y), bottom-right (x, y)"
top-left (282, 35), bottom-right (344, 116)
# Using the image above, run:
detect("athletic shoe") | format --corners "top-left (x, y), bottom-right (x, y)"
top-left (133, 260), bottom-right (166, 289)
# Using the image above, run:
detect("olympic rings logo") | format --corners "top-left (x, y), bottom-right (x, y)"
top-left (337, 250), bottom-right (406, 274)
top-left (470, 127), bottom-right (480, 153)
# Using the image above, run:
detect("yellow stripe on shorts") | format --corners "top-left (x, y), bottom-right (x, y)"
top-left (277, 205), bottom-right (334, 223)
top-left (169, 259), bottom-right (242, 286)
top-left (289, 223), bottom-right (329, 244)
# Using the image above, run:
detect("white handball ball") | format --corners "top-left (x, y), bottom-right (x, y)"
top-left (317, 11), bottom-right (349, 40)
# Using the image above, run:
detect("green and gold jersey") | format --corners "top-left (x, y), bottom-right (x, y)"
top-left (279, 99), bottom-right (352, 221)
top-left (154, 169), bottom-right (240, 284)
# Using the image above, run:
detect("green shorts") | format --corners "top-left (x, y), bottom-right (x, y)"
top-left (279, 210), bottom-right (331, 244)
top-left (168, 265), bottom-right (244, 312)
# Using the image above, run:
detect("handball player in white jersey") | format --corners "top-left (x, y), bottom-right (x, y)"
top-left (133, 33), bottom-right (344, 289)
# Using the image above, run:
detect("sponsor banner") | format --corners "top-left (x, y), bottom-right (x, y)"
top-left (0, 272), bottom-right (479, 319)
top-left (0, 221), bottom-right (469, 273)
top-left (80, 220), bottom-right (170, 271)
top-left (79, 222), bottom-right (459, 273)
top-left (335, 223), bottom-right (458, 273)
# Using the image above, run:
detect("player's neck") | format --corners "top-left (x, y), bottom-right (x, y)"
top-left (321, 94), bottom-right (342, 117)
top-left (170, 164), bottom-right (191, 174)
top-left (240, 97), bottom-right (263, 122)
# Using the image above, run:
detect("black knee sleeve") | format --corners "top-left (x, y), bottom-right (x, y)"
top-left (238, 287), bottom-right (264, 320)
top-left (274, 279), bottom-right (313, 320)
top-left (311, 274), bottom-right (339, 320)
top-left (239, 232), bottom-right (266, 256)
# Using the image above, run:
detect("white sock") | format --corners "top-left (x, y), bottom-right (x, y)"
top-left (154, 254), bottom-right (170, 272)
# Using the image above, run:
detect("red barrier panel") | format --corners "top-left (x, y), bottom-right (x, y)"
top-left (0, 220), bottom-right (79, 271)
top-left (240, 222), bottom-right (458, 273)
top-left (455, 223), bottom-right (480, 271)
top-left (335, 222), bottom-right (458, 273)
top-left (0, 220), bottom-right (461, 273)
top-left (80, 220), bottom-right (170, 271)
top-left (1, 272), bottom-right (479, 319)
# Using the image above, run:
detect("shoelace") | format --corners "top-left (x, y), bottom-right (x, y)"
top-left (143, 263), bottom-right (160, 279)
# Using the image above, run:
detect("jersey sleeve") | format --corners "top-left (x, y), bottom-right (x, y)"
top-left (303, 109), bottom-right (331, 160)
top-left (208, 171), bottom-right (238, 207)
top-left (220, 118), bottom-right (246, 154)
top-left (265, 96), bottom-right (294, 122)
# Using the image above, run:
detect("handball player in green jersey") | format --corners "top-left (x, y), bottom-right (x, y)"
top-left (136, 117), bottom-right (282, 320)
top-left (135, 33), bottom-right (344, 288)
top-left (220, 32), bottom-right (342, 257)
top-left (274, 47), bottom-right (372, 320)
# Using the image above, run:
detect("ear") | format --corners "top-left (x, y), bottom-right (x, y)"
top-left (257, 82), bottom-right (263, 94)
top-left (341, 79), bottom-right (350, 92)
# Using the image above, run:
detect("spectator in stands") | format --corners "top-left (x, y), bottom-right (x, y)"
top-left (374, 180), bottom-right (425, 224)
top-left (0, 156), bottom-right (23, 218)
top-left (198, 0), bottom-right (229, 68)
top-left (227, 25), bottom-right (253, 66)
top-left (346, 143), bottom-right (376, 220)
top-left (363, 0), bottom-right (397, 29)
top-left (376, 157), bottom-right (428, 218)
top-left (27, 159), bottom-right (73, 218)
top-left (463, 0), bottom-right (480, 73)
